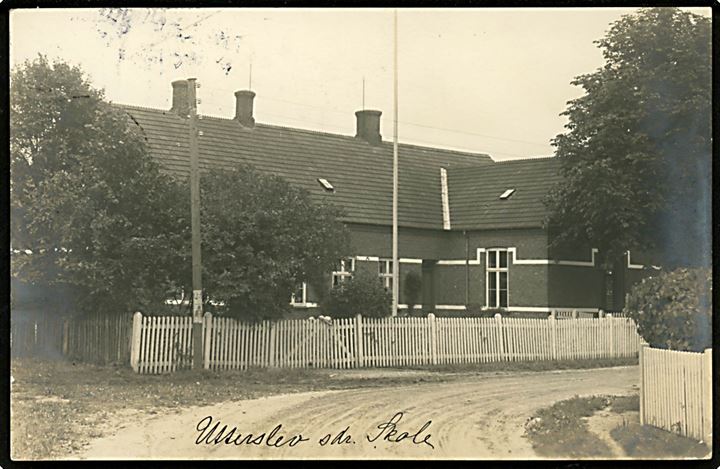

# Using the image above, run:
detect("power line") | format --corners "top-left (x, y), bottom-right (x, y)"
top-left (203, 107), bottom-right (539, 159)
top-left (201, 84), bottom-right (551, 148)
top-left (197, 88), bottom-right (548, 158)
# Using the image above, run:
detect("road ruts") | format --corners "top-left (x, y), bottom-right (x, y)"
top-left (78, 366), bottom-right (638, 460)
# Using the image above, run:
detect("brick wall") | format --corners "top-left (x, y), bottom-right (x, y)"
top-left (298, 223), bottom-right (657, 315)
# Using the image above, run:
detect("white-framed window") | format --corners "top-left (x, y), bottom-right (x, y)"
top-left (332, 257), bottom-right (355, 287)
top-left (486, 249), bottom-right (508, 308)
top-left (378, 258), bottom-right (393, 290)
top-left (290, 282), bottom-right (307, 306)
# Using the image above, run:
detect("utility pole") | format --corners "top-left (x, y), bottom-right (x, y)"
top-left (391, 9), bottom-right (399, 317)
top-left (187, 77), bottom-right (204, 369)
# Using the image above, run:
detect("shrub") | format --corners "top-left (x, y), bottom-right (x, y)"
top-left (624, 267), bottom-right (711, 352)
top-left (321, 270), bottom-right (392, 318)
top-left (403, 271), bottom-right (422, 315)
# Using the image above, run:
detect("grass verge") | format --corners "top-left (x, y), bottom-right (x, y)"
top-left (610, 423), bottom-right (710, 458)
top-left (411, 356), bottom-right (637, 374)
top-left (524, 393), bottom-right (711, 459)
top-left (524, 395), bottom-right (614, 458)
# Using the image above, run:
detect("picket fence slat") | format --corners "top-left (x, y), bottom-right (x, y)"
top-left (129, 314), bottom-right (643, 376)
top-left (640, 346), bottom-right (712, 443)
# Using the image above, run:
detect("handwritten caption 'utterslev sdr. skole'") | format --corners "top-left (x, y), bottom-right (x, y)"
top-left (194, 411), bottom-right (435, 449)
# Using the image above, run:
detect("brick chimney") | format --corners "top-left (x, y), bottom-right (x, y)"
top-left (170, 80), bottom-right (189, 117)
top-left (355, 110), bottom-right (382, 145)
top-left (234, 90), bottom-right (256, 127)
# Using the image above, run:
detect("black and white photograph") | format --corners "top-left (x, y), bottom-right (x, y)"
top-left (7, 5), bottom-right (713, 461)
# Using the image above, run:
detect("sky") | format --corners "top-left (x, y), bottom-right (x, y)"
top-left (10, 7), bottom-right (711, 161)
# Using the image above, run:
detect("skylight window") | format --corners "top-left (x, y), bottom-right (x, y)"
top-left (499, 188), bottom-right (516, 200)
top-left (318, 178), bottom-right (335, 192)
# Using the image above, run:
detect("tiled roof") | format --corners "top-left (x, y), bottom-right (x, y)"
top-left (120, 105), bottom-right (494, 230)
top-left (447, 156), bottom-right (561, 230)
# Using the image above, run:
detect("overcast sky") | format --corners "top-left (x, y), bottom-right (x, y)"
top-left (10, 7), bottom-right (710, 161)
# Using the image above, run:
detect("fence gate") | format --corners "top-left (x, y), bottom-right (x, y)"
top-left (271, 318), bottom-right (357, 369)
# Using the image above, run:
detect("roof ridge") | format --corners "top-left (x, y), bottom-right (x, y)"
top-left (447, 155), bottom-right (558, 171)
top-left (116, 102), bottom-right (493, 160)
top-left (494, 155), bottom-right (557, 163)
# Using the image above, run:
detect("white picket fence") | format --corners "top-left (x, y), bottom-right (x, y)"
top-left (640, 345), bottom-right (712, 443)
top-left (130, 314), bottom-right (194, 374)
top-left (129, 312), bottom-right (641, 374)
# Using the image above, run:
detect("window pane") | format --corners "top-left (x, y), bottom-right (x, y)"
top-left (379, 262), bottom-right (386, 274)
top-left (489, 289), bottom-right (497, 308)
top-left (488, 251), bottom-right (497, 268)
top-left (388, 261), bottom-right (393, 274)
top-left (489, 271), bottom-right (496, 291)
top-left (499, 290), bottom-right (508, 308)
top-left (500, 272), bottom-right (507, 289)
top-left (292, 284), bottom-right (304, 303)
top-left (499, 251), bottom-right (507, 268)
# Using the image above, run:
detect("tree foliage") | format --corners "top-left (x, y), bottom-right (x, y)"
top-left (320, 270), bottom-right (392, 319)
top-left (624, 268), bottom-right (711, 352)
top-left (545, 8), bottom-right (710, 268)
top-left (200, 165), bottom-right (349, 320)
top-left (10, 56), bottom-right (189, 314)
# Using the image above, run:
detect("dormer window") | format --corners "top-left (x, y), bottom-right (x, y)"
top-left (499, 188), bottom-right (515, 200)
top-left (318, 178), bottom-right (335, 192)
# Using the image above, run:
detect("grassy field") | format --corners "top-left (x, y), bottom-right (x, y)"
top-left (524, 394), bottom-right (711, 459)
top-left (11, 356), bottom-right (637, 460)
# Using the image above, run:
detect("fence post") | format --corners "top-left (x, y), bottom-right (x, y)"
top-left (62, 319), bottom-right (70, 357)
top-left (269, 322), bottom-right (276, 368)
top-left (355, 314), bottom-right (364, 368)
top-left (549, 313), bottom-right (557, 361)
top-left (495, 313), bottom-right (506, 361)
top-left (130, 312), bottom-right (142, 372)
top-left (639, 343), bottom-right (647, 425)
top-left (702, 348), bottom-right (712, 444)
top-left (428, 313), bottom-right (437, 365)
top-left (203, 312), bottom-right (213, 370)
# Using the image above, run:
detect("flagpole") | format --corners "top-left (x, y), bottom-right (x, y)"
top-left (392, 9), bottom-right (399, 317)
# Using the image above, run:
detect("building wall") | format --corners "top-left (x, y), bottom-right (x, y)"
top-left (326, 224), bottom-right (556, 313)
top-left (296, 222), bottom-right (657, 315)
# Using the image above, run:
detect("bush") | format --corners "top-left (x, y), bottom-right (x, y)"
top-left (403, 271), bottom-right (422, 315)
top-left (624, 267), bottom-right (711, 352)
top-left (321, 270), bottom-right (392, 318)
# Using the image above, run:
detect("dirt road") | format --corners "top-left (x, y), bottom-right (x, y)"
top-left (78, 366), bottom-right (638, 460)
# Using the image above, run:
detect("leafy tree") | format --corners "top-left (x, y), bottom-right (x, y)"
top-left (545, 8), bottom-right (710, 268)
top-left (320, 269), bottom-right (392, 319)
top-left (10, 56), bottom-right (189, 315)
top-left (200, 164), bottom-right (349, 320)
top-left (624, 268), bottom-right (711, 352)
top-left (402, 270), bottom-right (422, 316)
